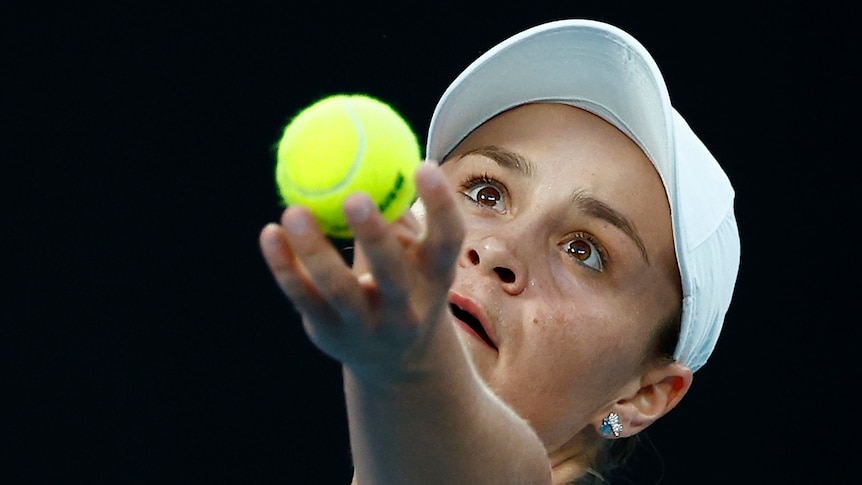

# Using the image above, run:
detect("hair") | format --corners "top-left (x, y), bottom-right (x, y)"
top-left (577, 306), bottom-right (682, 484)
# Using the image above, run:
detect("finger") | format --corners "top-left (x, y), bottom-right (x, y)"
top-left (259, 221), bottom-right (308, 296)
top-left (352, 200), bottom-right (423, 281)
top-left (260, 218), bottom-right (345, 328)
top-left (343, 192), bottom-right (411, 315)
top-left (274, 206), bottom-right (367, 323)
top-left (415, 162), bottom-right (464, 277)
top-left (391, 203), bottom-right (424, 244)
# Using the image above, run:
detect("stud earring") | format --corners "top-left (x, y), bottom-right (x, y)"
top-left (600, 412), bottom-right (623, 438)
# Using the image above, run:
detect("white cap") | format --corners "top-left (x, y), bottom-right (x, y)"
top-left (426, 19), bottom-right (740, 371)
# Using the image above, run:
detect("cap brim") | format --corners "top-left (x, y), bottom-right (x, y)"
top-left (426, 19), bottom-right (677, 205)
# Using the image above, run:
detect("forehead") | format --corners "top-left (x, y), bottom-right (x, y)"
top-left (449, 103), bottom-right (641, 160)
top-left (446, 103), bottom-right (659, 189)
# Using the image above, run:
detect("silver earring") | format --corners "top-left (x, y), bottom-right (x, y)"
top-left (600, 412), bottom-right (623, 438)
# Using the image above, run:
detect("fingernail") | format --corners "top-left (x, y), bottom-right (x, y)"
top-left (345, 194), bottom-right (372, 222)
top-left (418, 163), bottom-right (443, 190)
top-left (285, 211), bottom-right (309, 235)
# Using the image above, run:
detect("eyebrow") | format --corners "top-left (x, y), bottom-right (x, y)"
top-left (570, 190), bottom-right (650, 263)
top-left (456, 145), bottom-right (650, 264)
top-left (457, 145), bottom-right (534, 177)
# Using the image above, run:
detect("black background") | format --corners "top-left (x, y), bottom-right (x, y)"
top-left (3, 2), bottom-right (857, 483)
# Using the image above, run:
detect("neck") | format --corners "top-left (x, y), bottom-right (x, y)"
top-left (547, 431), bottom-right (601, 485)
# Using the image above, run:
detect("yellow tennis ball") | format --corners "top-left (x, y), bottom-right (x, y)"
top-left (275, 94), bottom-right (422, 239)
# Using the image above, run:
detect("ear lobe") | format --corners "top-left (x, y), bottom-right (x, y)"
top-left (615, 362), bottom-right (693, 435)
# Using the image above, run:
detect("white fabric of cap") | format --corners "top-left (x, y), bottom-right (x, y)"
top-left (426, 19), bottom-right (740, 371)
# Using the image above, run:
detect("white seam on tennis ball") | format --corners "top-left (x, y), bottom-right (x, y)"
top-left (293, 97), bottom-right (365, 197)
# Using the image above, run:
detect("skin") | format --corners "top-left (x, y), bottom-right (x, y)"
top-left (260, 103), bottom-right (693, 484)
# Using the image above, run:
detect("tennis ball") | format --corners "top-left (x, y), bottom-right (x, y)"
top-left (275, 94), bottom-right (422, 239)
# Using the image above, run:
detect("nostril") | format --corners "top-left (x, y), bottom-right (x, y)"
top-left (494, 267), bottom-right (516, 283)
top-left (468, 249), bottom-right (480, 265)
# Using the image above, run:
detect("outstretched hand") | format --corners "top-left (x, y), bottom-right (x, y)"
top-left (261, 162), bottom-right (553, 485)
top-left (259, 162), bottom-right (465, 382)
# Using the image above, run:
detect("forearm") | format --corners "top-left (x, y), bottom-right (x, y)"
top-left (344, 317), bottom-right (551, 485)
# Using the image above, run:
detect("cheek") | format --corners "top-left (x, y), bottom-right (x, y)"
top-left (529, 305), bottom-right (612, 379)
top-left (523, 306), bottom-right (615, 381)
top-left (515, 303), bottom-right (643, 401)
top-left (498, 307), bottom-right (618, 442)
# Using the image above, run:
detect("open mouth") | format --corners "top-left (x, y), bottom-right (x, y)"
top-left (450, 303), bottom-right (497, 350)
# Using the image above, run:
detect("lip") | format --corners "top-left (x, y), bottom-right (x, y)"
top-left (448, 291), bottom-right (498, 350)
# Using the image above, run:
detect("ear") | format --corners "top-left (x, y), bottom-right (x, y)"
top-left (604, 362), bottom-right (693, 437)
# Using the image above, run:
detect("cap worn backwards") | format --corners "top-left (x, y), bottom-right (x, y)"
top-left (426, 19), bottom-right (741, 372)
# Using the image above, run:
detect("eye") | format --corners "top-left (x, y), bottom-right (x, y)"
top-left (461, 175), bottom-right (507, 213)
top-left (563, 233), bottom-right (605, 271)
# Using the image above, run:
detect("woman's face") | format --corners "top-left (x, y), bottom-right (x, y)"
top-left (440, 103), bottom-right (681, 450)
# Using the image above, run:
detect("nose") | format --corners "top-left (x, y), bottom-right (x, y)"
top-left (461, 236), bottom-right (528, 295)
